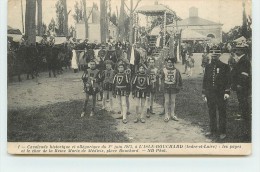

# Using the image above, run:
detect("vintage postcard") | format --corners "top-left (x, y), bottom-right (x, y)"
top-left (7, 0), bottom-right (252, 155)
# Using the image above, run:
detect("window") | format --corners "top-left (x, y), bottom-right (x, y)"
top-left (207, 34), bottom-right (215, 38)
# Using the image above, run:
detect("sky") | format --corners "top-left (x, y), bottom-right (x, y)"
top-left (8, 0), bottom-right (251, 33)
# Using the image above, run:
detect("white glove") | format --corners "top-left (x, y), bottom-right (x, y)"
top-left (224, 94), bottom-right (230, 100)
top-left (202, 94), bottom-right (207, 102)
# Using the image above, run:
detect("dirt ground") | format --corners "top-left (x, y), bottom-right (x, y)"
top-left (8, 53), bottom-right (242, 143)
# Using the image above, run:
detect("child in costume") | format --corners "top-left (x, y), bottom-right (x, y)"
top-left (101, 60), bottom-right (116, 112)
top-left (116, 60), bottom-right (132, 116)
top-left (81, 60), bottom-right (102, 117)
top-left (113, 63), bottom-right (131, 124)
top-left (146, 57), bottom-right (159, 117)
top-left (160, 58), bottom-right (183, 122)
top-left (132, 63), bottom-right (151, 123)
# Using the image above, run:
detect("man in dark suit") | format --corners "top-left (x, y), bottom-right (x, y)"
top-left (231, 44), bottom-right (251, 126)
top-left (97, 44), bottom-right (107, 71)
top-left (202, 48), bottom-right (231, 140)
top-left (105, 44), bottom-right (117, 65)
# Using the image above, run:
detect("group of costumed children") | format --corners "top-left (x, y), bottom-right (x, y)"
top-left (81, 57), bottom-right (183, 124)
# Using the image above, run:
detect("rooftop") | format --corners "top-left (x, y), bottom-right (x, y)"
top-left (178, 7), bottom-right (222, 26)
top-left (178, 17), bottom-right (222, 26)
top-left (136, 3), bottom-right (177, 17)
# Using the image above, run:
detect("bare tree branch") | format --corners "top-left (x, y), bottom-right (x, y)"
top-left (124, 9), bottom-right (130, 17)
top-left (87, 4), bottom-right (94, 21)
top-left (124, 3), bottom-right (130, 12)
top-left (133, 0), bottom-right (141, 13)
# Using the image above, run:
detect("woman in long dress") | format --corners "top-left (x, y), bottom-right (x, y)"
top-left (71, 49), bottom-right (79, 73)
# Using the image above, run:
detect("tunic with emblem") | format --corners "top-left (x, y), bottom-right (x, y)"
top-left (82, 68), bottom-right (102, 94)
top-left (132, 73), bottom-right (151, 98)
top-left (113, 72), bottom-right (130, 96)
top-left (101, 69), bottom-right (116, 91)
top-left (147, 67), bottom-right (159, 93)
top-left (161, 67), bottom-right (182, 94)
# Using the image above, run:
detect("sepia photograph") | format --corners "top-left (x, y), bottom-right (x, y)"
top-left (7, 0), bottom-right (252, 155)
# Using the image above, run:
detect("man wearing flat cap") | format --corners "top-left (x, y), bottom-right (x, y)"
top-left (202, 47), bottom-right (231, 140)
top-left (231, 44), bottom-right (251, 133)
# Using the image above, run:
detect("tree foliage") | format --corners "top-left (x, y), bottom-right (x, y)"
top-left (42, 22), bottom-right (47, 35)
top-left (55, 0), bottom-right (68, 36)
top-left (110, 12), bottom-right (118, 26)
top-left (47, 18), bottom-right (56, 36)
top-left (222, 14), bottom-right (252, 42)
top-left (73, 1), bottom-right (84, 23)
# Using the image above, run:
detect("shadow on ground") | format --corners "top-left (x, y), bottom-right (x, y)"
top-left (8, 100), bottom-right (129, 142)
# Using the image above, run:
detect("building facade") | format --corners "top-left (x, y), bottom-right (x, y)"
top-left (178, 7), bottom-right (223, 43)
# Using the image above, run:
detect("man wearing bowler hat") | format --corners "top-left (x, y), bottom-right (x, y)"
top-left (202, 47), bottom-right (231, 140)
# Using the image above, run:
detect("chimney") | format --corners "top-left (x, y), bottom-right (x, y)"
top-left (189, 7), bottom-right (198, 18)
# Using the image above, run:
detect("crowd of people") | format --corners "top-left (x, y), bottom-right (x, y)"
top-left (7, 33), bottom-right (252, 140)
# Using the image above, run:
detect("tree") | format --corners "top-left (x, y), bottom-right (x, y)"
top-left (25, 0), bottom-right (36, 44)
top-left (37, 0), bottom-right (42, 36)
top-left (110, 12), bottom-right (117, 26)
top-left (62, 0), bottom-right (68, 36)
top-left (93, 2), bottom-right (98, 10)
top-left (55, 0), bottom-right (68, 36)
top-left (72, 1), bottom-right (84, 23)
top-left (118, 0), bottom-right (125, 41)
top-left (100, 0), bottom-right (107, 43)
top-left (223, 26), bottom-right (242, 42)
top-left (48, 18), bottom-right (56, 36)
top-left (82, 0), bottom-right (88, 38)
top-left (55, 0), bottom-right (65, 35)
top-left (42, 22), bottom-right (47, 34)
